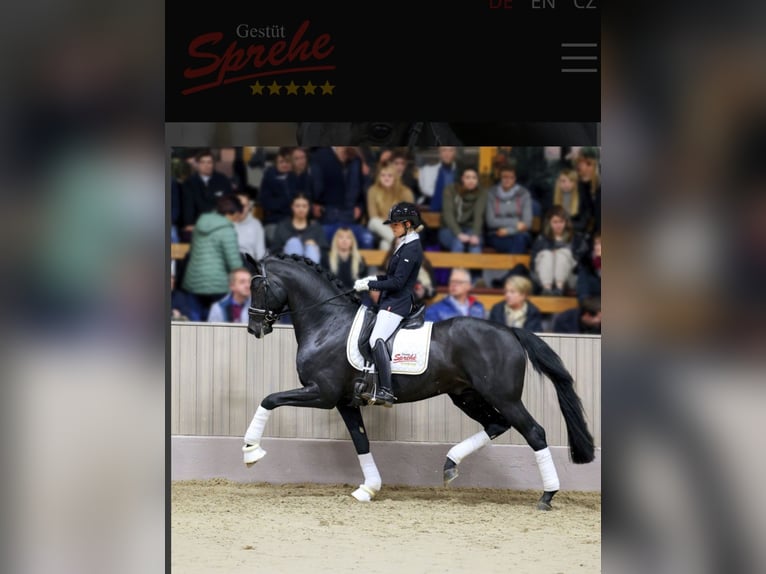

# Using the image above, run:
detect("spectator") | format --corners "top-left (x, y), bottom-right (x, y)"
top-left (324, 226), bottom-right (370, 290)
top-left (259, 147), bottom-right (295, 249)
top-left (233, 192), bottom-right (266, 261)
top-left (552, 296), bottom-right (601, 334)
top-left (181, 194), bottom-right (245, 321)
top-left (576, 231), bottom-right (602, 302)
top-left (551, 167), bottom-right (587, 231)
top-left (309, 146), bottom-right (374, 249)
top-left (484, 164), bottom-right (533, 254)
top-left (207, 268), bottom-right (252, 323)
top-left (488, 275), bottom-right (544, 332)
top-left (391, 149), bottom-right (421, 201)
top-left (575, 147), bottom-right (601, 235)
top-left (180, 149), bottom-right (234, 241)
top-left (530, 205), bottom-right (589, 296)
top-left (271, 192), bottom-right (328, 264)
top-left (286, 146), bottom-right (314, 200)
top-left (439, 166), bottom-right (488, 254)
top-left (171, 260), bottom-right (199, 321)
top-left (424, 268), bottom-right (485, 322)
top-left (418, 146), bottom-right (461, 211)
top-left (366, 161), bottom-right (415, 250)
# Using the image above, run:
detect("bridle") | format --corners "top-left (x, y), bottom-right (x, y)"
top-left (248, 264), bottom-right (356, 331)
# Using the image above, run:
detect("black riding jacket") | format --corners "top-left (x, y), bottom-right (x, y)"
top-left (368, 233), bottom-right (424, 316)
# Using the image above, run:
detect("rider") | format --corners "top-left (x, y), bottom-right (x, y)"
top-left (353, 202), bottom-right (424, 407)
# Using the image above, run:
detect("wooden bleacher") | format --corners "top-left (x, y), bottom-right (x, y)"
top-left (171, 243), bottom-right (578, 315)
top-left (359, 249), bottom-right (530, 270)
top-left (172, 244), bottom-right (530, 271)
top-left (430, 288), bottom-right (578, 315)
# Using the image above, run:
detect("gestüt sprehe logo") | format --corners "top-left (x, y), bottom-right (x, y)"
top-left (181, 19), bottom-right (336, 96)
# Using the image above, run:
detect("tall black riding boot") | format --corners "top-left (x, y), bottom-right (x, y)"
top-left (362, 340), bottom-right (396, 407)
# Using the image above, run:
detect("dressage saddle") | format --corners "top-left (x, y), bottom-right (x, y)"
top-left (357, 303), bottom-right (425, 365)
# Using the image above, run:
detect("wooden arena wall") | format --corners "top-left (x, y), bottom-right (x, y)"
top-left (171, 323), bottom-right (601, 448)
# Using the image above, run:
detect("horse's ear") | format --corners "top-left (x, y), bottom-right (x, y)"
top-left (244, 253), bottom-right (260, 275)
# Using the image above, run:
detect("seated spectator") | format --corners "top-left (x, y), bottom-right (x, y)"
top-left (488, 275), bottom-right (543, 332)
top-left (309, 146), bottom-right (374, 249)
top-left (272, 192), bottom-right (328, 265)
top-left (576, 231), bottom-right (602, 302)
top-left (171, 260), bottom-right (199, 321)
top-left (323, 227), bottom-right (370, 290)
top-left (207, 268), bottom-right (252, 323)
top-left (366, 161), bottom-right (415, 251)
top-left (418, 146), bottom-right (461, 210)
top-left (391, 149), bottom-right (421, 201)
top-left (286, 146), bottom-right (314, 200)
top-left (552, 296), bottom-right (601, 334)
top-left (234, 192), bottom-right (266, 261)
top-left (259, 147), bottom-right (295, 249)
top-left (425, 268), bottom-right (485, 322)
top-left (552, 167), bottom-right (584, 230)
top-left (530, 205), bottom-right (589, 296)
top-left (574, 147), bottom-right (601, 236)
top-left (181, 194), bottom-right (245, 321)
top-left (438, 167), bottom-right (487, 254)
top-left (484, 164), bottom-right (533, 254)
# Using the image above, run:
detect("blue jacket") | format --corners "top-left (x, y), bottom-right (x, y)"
top-left (369, 234), bottom-right (423, 316)
top-left (208, 293), bottom-right (251, 323)
top-left (425, 295), bottom-right (486, 322)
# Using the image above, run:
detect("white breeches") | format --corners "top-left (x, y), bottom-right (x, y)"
top-left (369, 309), bottom-right (403, 348)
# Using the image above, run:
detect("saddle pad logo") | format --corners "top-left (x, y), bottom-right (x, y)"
top-left (346, 307), bottom-right (433, 375)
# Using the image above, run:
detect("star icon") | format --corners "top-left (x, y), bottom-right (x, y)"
top-left (320, 81), bottom-right (335, 95)
top-left (303, 81), bottom-right (317, 95)
top-left (250, 81), bottom-right (264, 95)
top-left (267, 81), bottom-right (281, 95)
top-left (285, 81), bottom-right (299, 95)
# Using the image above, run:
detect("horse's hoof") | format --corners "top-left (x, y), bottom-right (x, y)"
top-left (443, 466), bottom-right (459, 486)
top-left (536, 490), bottom-right (557, 510)
top-left (351, 484), bottom-right (378, 502)
top-left (243, 444), bottom-right (267, 466)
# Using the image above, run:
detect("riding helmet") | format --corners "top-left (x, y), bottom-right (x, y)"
top-left (383, 202), bottom-right (421, 226)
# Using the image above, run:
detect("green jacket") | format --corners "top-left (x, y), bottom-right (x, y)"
top-left (182, 212), bottom-right (244, 295)
top-left (441, 184), bottom-right (488, 237)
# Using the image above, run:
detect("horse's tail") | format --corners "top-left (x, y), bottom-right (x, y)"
top-left (510, 327), bottom-right (595, 464)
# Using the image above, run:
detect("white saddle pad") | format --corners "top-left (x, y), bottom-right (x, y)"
top-left (346, 307), bottom-right (434, 375)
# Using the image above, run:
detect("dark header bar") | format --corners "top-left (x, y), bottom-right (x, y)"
top-left (166, 0), bottom-right (600, 123)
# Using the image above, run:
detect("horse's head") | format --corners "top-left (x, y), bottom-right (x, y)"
top-left (245, 256), bottom-right (287, 339)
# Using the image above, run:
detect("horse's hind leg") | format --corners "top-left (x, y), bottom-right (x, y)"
top-left (502, 401), bottom-right (561, 510)
top-left (444, 390), bottom-right (512, 486)
top-left (336, 404), bottom-right (381, 502)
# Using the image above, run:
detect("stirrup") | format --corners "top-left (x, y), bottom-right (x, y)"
top-left (361, 388), bottom-right (396, 408)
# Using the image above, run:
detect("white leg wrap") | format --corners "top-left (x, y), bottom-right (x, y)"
top-left (534, 447), bottom-right (560, 492)
top-left (351, 453), bottom-right (382, 502)
top-left (244, 405), bottom-right (272, 445)
top-left (446, 431), bottom-right (492, 464)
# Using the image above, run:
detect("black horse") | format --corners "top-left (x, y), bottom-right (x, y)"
top-left (242, 253), bottom-right (595, 509)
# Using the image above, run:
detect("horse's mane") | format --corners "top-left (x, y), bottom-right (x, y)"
top-left (267, 253), bottom-right (362, 304)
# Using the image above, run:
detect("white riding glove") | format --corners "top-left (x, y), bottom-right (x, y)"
top-left (354, 278), bottom-right (371, 292)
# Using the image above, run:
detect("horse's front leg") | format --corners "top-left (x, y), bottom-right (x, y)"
top-left (336, 404), bottom-right (381, 502)
top-left (242, 382), bottom-right (337, 466)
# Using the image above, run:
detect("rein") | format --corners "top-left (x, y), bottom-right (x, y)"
top-left (275, 288), bottom-right (356, 319)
